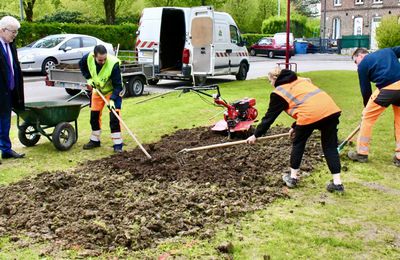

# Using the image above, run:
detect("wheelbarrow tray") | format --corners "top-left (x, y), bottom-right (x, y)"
top-left (16, 101), bottom-right (82, 127)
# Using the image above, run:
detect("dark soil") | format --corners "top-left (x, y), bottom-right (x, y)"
top-left (0, 127), bottom-right (323, 255)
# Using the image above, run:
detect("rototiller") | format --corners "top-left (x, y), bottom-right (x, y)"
top-left (175, 85), bottom-right (258, 136)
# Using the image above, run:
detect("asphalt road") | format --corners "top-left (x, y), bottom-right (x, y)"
top-left (23, 54), bottom-right (357, 103)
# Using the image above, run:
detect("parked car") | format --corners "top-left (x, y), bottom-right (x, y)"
top-left (249, 32), bottom-right (294, 58)
top-left (18, 34), bottom-right (114, 74)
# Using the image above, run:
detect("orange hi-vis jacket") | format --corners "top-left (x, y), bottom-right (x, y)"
top-left (273, 78), bottom-right (341, 125)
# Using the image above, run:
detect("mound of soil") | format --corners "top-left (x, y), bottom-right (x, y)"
top-left (0, 127), bottom-right (323, 255)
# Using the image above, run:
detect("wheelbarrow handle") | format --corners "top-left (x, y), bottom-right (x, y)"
top-left (179, 132), bottom-right (289, 153)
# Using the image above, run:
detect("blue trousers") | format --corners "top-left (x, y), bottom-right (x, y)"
top-left (0, 111), bottom-right (12, 154)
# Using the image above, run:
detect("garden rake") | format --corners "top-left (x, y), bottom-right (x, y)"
top-left (176, 132), bottom-right (289, 166)
top-left (337, 124), bottom-right (361, 153)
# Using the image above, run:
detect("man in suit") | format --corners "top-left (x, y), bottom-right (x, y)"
top-left (0, 16), bottom-right (25, 162)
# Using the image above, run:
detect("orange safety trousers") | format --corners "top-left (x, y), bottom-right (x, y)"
top-left (91, 93), bottom-right (121, 129)
top-left (357, 80), bottom-right (400, 159)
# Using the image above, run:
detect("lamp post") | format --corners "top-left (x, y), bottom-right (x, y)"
top-left (285, 0), bottom-right (291, 68)
top-left (19, 0), bottom-right (24, 21)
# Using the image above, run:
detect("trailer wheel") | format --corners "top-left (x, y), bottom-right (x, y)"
top-left (235, 62), bottom-right (248, 80)
top-left (147, 79), bottom-right (159, 85)
top-left (128, 76), bottom-right (145, 97)
top-left (65, 88), bottom-right (81, 96)
top-left (52, 122), bottom-right (76, 151)
top-left (18, 122), bottom-right (41, 147)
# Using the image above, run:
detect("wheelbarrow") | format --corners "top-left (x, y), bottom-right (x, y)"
top-left (14, 101), bottom-right (84, 151)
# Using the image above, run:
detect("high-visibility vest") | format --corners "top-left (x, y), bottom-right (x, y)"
top-left (87, 52), bottom-right (121, 95)
top-left (274, 78), bottom-right (341, 125)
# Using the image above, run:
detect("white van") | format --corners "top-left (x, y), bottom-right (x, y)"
top-left (135, 6), bottom-right (249, 85)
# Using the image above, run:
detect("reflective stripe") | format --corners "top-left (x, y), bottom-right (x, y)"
top-left (111, 132), bottom-right (122, 145)
top-left (275, 86), bottom-right (301, 106)
top-left (90, 130), bottom-right (101, 142)
top-left (359, 136), bottom-right (370, 143)
top-left (358, 146), bottom-right (369, 152)
top-left (289, 89), bottom-right (322, 115)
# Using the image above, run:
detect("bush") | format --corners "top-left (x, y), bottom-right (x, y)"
top-left (261, 14), bottom-right (318, 38)
top-left (16, 22), bottom-right (138, 50)
top-left (39, 11), bottom-right (85, 24)
top-left (376, 15), bottom-right (400, 49)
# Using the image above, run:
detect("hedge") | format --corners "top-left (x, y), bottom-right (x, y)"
top-left (15, 22), bottom-right (138, 50)
top-left (376, 15), bottom-right (400, 49)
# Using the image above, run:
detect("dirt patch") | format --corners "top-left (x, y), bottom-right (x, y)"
top-left (0, 127), bottom-right (323, 255)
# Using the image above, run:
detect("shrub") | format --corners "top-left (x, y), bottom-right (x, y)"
top-left (39, 11), bottom-right (85, 24)
top-left (16, 22), bottom-right (137, 50)
top-left (376, 15), bottom-right (400, 49)
top-left (261, 14), bottom-right (318, 38)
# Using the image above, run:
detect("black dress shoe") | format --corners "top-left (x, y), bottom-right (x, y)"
top-left (2, 150), bottom-right (25, 159)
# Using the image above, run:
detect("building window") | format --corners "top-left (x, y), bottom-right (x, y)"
top-left (354, 17), bottom-right (363, 35)
top-left (334, 0), bottom-right (342, 6)
top-left (332, 18), bottom-right (341, 39)
top-left (373, 0), bottom-right (383, 3)
top-left (355, 0), bottom-right (364, 4)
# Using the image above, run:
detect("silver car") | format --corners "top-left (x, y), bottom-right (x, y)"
top-left (18, 34), bottom-right (115, 74)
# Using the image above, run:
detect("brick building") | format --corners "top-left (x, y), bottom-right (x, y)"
top-left (320, 0), bottom-right (400, 49)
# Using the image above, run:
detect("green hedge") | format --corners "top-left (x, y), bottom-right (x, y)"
top-left (15, 22), bottom-right (137, 50)
top-left (261, 15), bottom-right (318, 38)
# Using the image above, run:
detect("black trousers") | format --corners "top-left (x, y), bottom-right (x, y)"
top-left (291, 113), bottom-right (341, 174)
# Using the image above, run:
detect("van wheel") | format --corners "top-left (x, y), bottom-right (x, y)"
top-left (128, 76), bottom-right (145, 97)
top-left (236, 63), bottom-right (248, 80)
top-left (65, 88), bottom-right (81, 96)
top-left (250, 49), bottom-right (256, 56)
top-left (194, 76), bottom-right (207, 86)
top-left (268, 51), bottom-right (274, 59)
top-left (147, 79), bottom-right (159, 85)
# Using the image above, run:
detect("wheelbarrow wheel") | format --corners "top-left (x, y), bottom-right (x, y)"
top-left (18, 122), bottom-right (41, 147)
top-left (52, 122), bottom-right (76, 151)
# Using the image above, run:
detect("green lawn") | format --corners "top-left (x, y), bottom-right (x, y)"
top-left (1, 71), bottom-right (399, 259)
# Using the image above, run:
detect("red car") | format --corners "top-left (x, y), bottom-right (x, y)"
top-left (250, 33), bottom-right (294, 58)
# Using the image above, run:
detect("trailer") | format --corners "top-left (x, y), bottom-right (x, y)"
top-left (46, 50), bottom-right (157, 97)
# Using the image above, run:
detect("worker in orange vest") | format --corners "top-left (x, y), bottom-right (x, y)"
top-left (348, 47), bottom-right (400, 166)
top-left (247, 67), bottom-right (344, 193)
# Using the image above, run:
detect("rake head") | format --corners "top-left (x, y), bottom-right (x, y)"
top-left (176, 149), bottom-right (190, 166)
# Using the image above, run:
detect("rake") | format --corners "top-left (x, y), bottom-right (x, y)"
top-left (337, 124), bottom-right (361, 153)
top-left (176, 132), bottom-right (289, 166)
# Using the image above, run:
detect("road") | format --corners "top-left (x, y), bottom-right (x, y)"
top-left (23, 54), bottom-right (356, 103)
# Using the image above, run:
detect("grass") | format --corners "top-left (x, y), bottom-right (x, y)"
top-left (1, 71), bottom-right (400, 259)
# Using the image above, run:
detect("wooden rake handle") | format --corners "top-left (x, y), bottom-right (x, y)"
top-left (337, 124), bottom-right (361, 153)
top-left (179, 132), bottom-right (289, 153)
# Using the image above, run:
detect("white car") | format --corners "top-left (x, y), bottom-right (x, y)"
top-left (18, 34), bottom-right (115, 74)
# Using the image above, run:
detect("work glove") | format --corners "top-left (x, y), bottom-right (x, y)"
top-left (108, 99), bottom-right (116, 110)
top-left (246, 135), bottom-right (257, 144)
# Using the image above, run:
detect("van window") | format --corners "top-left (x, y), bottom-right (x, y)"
top-left (229, 25), bottom-right (240, 45)
top-left (191, 17), bottom-right (213, 47)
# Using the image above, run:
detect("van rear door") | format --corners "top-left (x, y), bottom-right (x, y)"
top-left (136, 8), bottom-right (162, 67)
top-left (190, 6), bottom-right (214, 77)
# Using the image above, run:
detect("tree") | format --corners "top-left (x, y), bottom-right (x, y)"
top-left (292, 0), bottom-right (320, 17)
top-left (104, 0), bottom-right (116, 24)
top-left (23, 0), bottom-right (36, 22)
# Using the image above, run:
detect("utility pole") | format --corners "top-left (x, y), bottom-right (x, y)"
top-left (322, 0), bottom-right (327, 51)
top-left (285, 0), bottom-right (290, 68)
top-left (19, 0), bottom-right (24, 21)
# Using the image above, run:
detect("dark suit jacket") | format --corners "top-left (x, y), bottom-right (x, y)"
top-left (0, 41), bottom-right (24, 115)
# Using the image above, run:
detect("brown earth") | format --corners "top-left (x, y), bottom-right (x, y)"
top-left (0, 126), bottom-right (323, 256)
